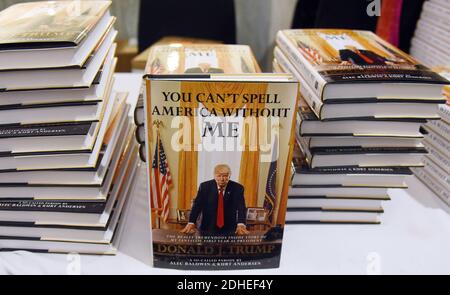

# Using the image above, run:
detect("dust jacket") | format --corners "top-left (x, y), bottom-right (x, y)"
top-left (144, 74), bottom-right (299, 270)
top-left (277, 29), bottom-right (449, 99)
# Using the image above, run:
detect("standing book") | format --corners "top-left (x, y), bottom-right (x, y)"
top-left (144, 73), bottom-right (299, 270)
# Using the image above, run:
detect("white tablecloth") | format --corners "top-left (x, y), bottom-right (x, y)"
top-left (1, 163), bottom-right (450, 275)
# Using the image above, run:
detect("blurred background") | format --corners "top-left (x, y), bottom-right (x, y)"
top-left (0, 0), bottom-right (438, 71)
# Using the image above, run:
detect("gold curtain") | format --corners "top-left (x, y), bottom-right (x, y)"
top-left (177, 83), bottom-right (200, 210)
top-left (238, 83), bottom-right (268, 207)
top-left (276, 91), bottom-right (301, 225)
top-left (177, 81), bottom-right (268, 208)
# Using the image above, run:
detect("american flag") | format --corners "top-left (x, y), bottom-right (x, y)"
top-left (150, 133), bottom-right (172, 222)
top-left (297, 41), bottom-right (323, 64)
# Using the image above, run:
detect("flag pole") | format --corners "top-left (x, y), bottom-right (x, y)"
top-left (153, 120), bottom-right (163, 223)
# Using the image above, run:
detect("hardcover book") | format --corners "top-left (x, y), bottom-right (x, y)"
top-left (144, 44), bottom-right (261, 76)
top-left (0, 89), bottom-right (122, 172)
top-left (297, 136), bottom-right (426, 169)
top-left (0, 29), bottom-right (117, 91)
top-left (297, 108), bottom-right (424, 138)
top-left (144, 74), bottom-right (299, 270)
top-left (292, 159), bottom-right (410, 188)
top-left (0, 1), bottom-right (111, 49)
top-left (285, 208), bottom-right (381, 224)
top-left (0, 49), bottom-right (115, 107)
top-left (413, 167), bottom-right (450, 206)
top-left (276, 29), bottom-right (449, 101)
top-left (274, 46), bottom-right (443, 120)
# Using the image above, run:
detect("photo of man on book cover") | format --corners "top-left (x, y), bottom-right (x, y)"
top-left (145, 78), bottom-right (298, 270)
top-left (291, 29), bottom-right (417, 69)
top-left (180, 164), bottom-right (249, 236)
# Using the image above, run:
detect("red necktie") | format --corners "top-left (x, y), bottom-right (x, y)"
top-left (216, 189), bottom-right (224, 228)
top-left (355, 49), bottom-right (374, 64)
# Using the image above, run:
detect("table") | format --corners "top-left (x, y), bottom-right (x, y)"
top-left (1, 162), bottom-right (450, 275)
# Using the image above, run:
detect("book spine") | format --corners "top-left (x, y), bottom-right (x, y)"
top-left (135, 125), bottom-right (145, 144)
top-left (0, 123), bottom-right (92, 139)
top-left (0, 200), bottom-right (106, 213)
top-left (274, 47), bottom-right (323, 118)
top-left (414, 26), bottom-right (450, 57)
top-left (133, 85), bottom-right (145, 126)
top-left (413, 167), bottom-right (450, 206)
top-left (423, 156), bottom-right (450, 188)
top-left (427, 120), bottom-right (450, 140)
top-left (421, 3), bottom-right (450, 29)
top-left (438, 104), bottom-right (450, 124)
top-left (424, 139), bottom-right (450, 173)
top-left (411, 37), bottom-right (447, 66)
top-left (133, 105), bottom-right (142, 126)
top-left (139, 142), bottom-right (146, 162)
top-left (276, 31), bottom-right (326, 100)
top-left (424, 127), bottom-right (450, 156)
top-left (272, 59), bottom-right (283, 73)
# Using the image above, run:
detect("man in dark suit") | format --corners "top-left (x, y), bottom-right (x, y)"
top-left (180, 164), bottom-right (249, 236)
top-left (339, 45), bottom-right (388, 66)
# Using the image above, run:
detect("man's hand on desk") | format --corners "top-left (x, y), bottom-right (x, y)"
top-left (235, 224), bottom-right (250, 236)
top-left (180, 223), bottom-right (197, 234)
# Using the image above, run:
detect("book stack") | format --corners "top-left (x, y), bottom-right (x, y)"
top-left (0, 1), bottom-right (139, 254)
top-left (274, 29), bottom-right (449, 224)
top-left (410, 0), bottom-right (449, 67)
top-left (134, 43), bottom-right (261, 161)
top-left (412, 68), bottom-right (450, 206)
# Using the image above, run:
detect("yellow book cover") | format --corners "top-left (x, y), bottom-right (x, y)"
top-left (144, 44), bottom-right (261, 75)
top-left (144, 74), bottom-right (299, 270)
top-left (0, 1), bottom-right (111, 48)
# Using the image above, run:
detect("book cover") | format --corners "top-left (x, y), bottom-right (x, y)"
top-left (413, 167), bottom-right (450, 206)
top-left (423, 125), bottom-right (450, 156)
top-left (144, 74), bottom-right (299, 270)
top-left (277, 29), bottom-right (448, 99)
top-left (0, 1), bottom-right (111, 50)
top-left (144, 44), bottom-right (261, 76)
top-left (279, 29), bottom-right (447, 83)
